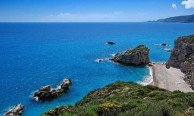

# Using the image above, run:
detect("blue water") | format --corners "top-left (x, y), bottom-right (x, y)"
top-left (0, 23), bottom-right (194, 116)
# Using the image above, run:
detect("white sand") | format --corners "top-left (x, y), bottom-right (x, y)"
top-left (138, 66), bottom-right (153, 86)
top-left (150, 63), bottom-right (193, 93)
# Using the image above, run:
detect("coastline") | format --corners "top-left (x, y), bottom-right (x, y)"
top-left (138, 66), bottom-right (153, 86)
top-left (148, 62), bottom-right (193, 92)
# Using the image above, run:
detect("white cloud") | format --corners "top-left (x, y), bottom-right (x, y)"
top-left (47, 12), bottom-right (130, 22)
top-left (182, 0), bottom-right (194, 9)
top-left (172, 3), bottom-right (177, 9)
top-left (34, 11), bottom-right (152, 22)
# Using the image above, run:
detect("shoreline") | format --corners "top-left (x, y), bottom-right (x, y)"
top-left (138, 66), bottom-right (153, 86)
top-left (147, 62), bottom-right (193, 92)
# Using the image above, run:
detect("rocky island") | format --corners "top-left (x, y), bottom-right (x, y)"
top-left (42, 82), bottom-right (194, 116)
top-left (33, 78), bottom-right (72, 101)
top-left (166, 34), bottom-right (194, 89)
top-left (4, 104), bottom-right (24, 116)
top-left (112, 45), bottom-right (150, 65)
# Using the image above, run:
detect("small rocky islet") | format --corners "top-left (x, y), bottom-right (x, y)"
top-left (111, 45), bottom-right (150, 65)
top-left (33, 78), bottom-right (72, 101)
top-left (106, 41), bottom-right (116, 45)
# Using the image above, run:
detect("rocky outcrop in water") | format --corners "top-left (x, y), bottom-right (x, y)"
top-left (166, 34), bottom-right (194, 89)
top-left (33, 78), bottom-right (72, 101)
top-left (5, 104), bottom-right (24, 116)
top-left (106, 42), bottom-right (116, 45)
top-left (161, 43), bottom-right (169, 47)
top-left (111, 45), bottom-right (150, 65)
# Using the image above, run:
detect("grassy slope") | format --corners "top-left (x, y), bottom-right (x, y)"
top-left (42, 82), bottom-right (194, 116)
top-left (124, 45), bottom-right (148, 54)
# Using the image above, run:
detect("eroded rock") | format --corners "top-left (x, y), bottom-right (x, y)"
top-left (111, 45), bottom-right (150, 65)
top-left (4, 104), bottom-right (24, 116)
top-left (33, 78), bottom-right (72, 101)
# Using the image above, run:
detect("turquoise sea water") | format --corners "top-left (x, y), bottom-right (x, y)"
top-left (0, 23), bottom-right (194, 116)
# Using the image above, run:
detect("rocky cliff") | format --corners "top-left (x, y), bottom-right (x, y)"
top-left (112, 45), bottom-right (150, 65)
top-left (166, 34), bottom-right (194, 89)
top-left (42, 82), bottom-right (194, 116)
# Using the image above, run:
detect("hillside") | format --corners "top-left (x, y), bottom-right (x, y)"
top-left (151, 14), bottom-right (194, 23)
top-left (42, 82), bottom-right (194, 116)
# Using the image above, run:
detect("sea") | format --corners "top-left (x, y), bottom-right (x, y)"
top-left (0, 22), bottom-right (194, 116)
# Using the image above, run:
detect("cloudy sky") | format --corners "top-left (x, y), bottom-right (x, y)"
top-left (0, 0), bottom-right (194, 22)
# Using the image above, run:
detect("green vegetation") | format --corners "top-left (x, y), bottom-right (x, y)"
top-left (181, 35), bottom-right (194, 44)
top-left (125, 45), bottom-right (149, 54)
top-left (42, 82), bottom-right (194, 116)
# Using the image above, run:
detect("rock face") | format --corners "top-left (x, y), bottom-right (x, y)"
top-left (33, 78), bottom-right (72, 101)
top-left (166, 34), bottom-right (194, 89)
top-left (112, 45), bottom-right (150, 65)
top-left (166, 35), bottom-right (194, 72)
top-left (5, 104), bottom-right (24, 116)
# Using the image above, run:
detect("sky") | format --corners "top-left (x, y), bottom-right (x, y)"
top-left (0, 0), bottom-right (194, 22)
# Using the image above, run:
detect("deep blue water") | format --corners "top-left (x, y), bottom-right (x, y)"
top-left (0, 23), bottom-right (194, 116)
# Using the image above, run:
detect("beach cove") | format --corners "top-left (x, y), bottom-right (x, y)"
top-left (148, 63), bottom-right (193, 92)
top-left (1, 23), bottom-right (194, 115)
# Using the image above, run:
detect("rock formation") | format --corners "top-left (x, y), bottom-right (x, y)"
top-left (106, 42), bottom-right (116, 45)
top-left (166, 34), bottom-right (194, 89)
top-left (161, 43), bottom-right (169, 47)
top-left (33, 78), bottom-right (72, 101)
top-left (4, 104), bottom-right (24, 116)
top-left (111, 45), bottom-right (150, 65)
top-left (166, 35), bottom-right (194, 72)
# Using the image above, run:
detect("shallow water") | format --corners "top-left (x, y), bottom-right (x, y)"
top-left (0, 22), bottom-right (194, 115)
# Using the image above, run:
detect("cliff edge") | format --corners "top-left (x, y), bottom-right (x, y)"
top-left (166, 34), bottom-right (194, 89)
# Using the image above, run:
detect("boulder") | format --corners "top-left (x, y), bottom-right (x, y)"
top-left (106, 42), bottom-right (116, 45)
top-left (111, 45), bottom-right (150, 65)
top-left (161, 43), bottom-right (169, 46)
top-left (33, 78), bottom-right (72, 101)
top-left (4, 104), bottom-right (24, 116)
top-left (96, 59), bottom-right (103, 63)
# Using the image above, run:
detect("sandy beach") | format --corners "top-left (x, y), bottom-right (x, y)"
top-left (150, 63), bottom-right (193, 92)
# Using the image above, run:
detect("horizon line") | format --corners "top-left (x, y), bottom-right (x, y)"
top-left (0, 21), bottom-right (152, 23)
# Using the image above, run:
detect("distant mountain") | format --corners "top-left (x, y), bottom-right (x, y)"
top-left (150, 14), bottom-right (194, 23)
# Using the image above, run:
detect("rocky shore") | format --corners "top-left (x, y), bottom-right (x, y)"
top-left (4, 104), bottom-right (24, 116)
top-left (42, 34), bottom-right (194, 116)
top-left (111, 45), bottom-right (150, 65)
top-left (166, 34), bottom-right (194, 89)
top-left (42, 82), bottom-right (194, 116)
top-left (33, 78), bottom-right (72, 101)
top-left (150, 63), bottom-right (193, 92)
